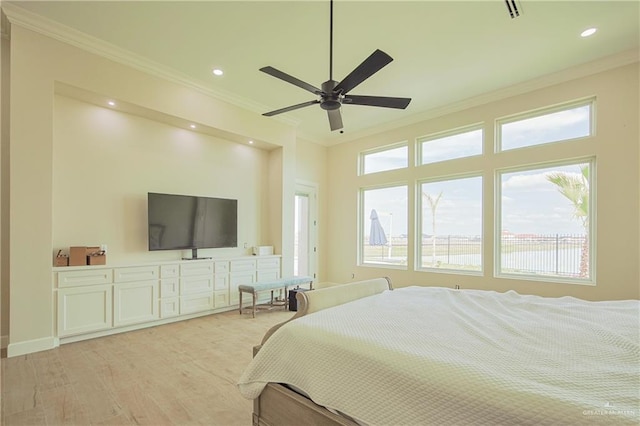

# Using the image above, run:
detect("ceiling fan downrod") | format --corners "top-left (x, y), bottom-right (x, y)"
top-left (329, 0), bottom-right (334, 82)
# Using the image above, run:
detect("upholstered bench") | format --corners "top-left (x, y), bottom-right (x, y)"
top-left (239, 276), bottom-right (313, 318)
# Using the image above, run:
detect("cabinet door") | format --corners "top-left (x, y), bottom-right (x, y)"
top-left (229, 271), bottom-right (256, 305)
top-left (113, 281), bottom-right (159, 327)
top-left (57, 285), bottom-right (113, 337)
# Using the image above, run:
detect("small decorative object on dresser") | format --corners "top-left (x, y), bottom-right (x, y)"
top-left (54, 250), bottom-right (69, 267)
top-left (252, 246), bottom-right (274, 256)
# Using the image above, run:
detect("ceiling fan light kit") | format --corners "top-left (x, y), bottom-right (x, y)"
top-left (260, 0), bottom-right (411, 131)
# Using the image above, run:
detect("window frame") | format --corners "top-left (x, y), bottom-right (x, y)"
top-left (416, 123), bottom-right (484, 167)
top-left (415, 172), bottom-right (484, 275)
top-left (495, 98), bottom-right (595, 153)
top-left (358, 183), bottom-right (409, 270)
top-left (358, 141), bottom-right (409, 176)
top-left (494, 157), bottom-right (596, 285)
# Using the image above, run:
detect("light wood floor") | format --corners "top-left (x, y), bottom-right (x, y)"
top-left (1, 308), bottom-right (294, 425)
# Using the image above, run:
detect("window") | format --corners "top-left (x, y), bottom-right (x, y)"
top-left (417, 126), bottom-right (483, 165)
top-left (497, 101), bottom-right (592, 151)
top-left (360, 185), bottom-right (408, 266)
top-left (360, 143), bottom-right (408, 175)
top-left (418, 176), bottom-right (483, 272)
top-left (497, 160), bottom-right (593, 282)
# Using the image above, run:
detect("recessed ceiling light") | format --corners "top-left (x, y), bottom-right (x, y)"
top-left (212, 68), bottom-right (224, 76)
top-left (190, 124), bottom-right (196, 129)
top-left (107, 101), bottom-right (116, 106)
top-left (581, 28), bottom-right (597, 37)
top-left (248, 140), bottom-right (254, 144)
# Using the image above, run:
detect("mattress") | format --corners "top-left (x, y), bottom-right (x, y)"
top-left (238, 286), bottom-right (640, 425)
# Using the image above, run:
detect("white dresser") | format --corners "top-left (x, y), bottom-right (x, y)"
top-left (54, 255), bottom-right (281, 343)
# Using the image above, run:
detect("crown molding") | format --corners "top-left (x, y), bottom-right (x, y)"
top-left (1, 8), bottom-right (10, 40)
top-left (318, 48), bottom-right (639, 146)
top-left (1, 2), bottom-right (299, 128)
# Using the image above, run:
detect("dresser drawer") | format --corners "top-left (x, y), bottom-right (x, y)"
top-left (57, 269), bottom-right (112, 288)
top-left (214, 261), bottom-right (229, 274)
top-left (160, 264), bottom-right (179, 278)
top-left (114, 266), bottom-right (159, 283)
top-left (160, 278), bottom-right (179, 297)
top-left (230, 259), bottom-right (256, 272)
top-left (180, 276), bottom-right (214, 295)
top-left (180, 293), bottom-right (214, 314)
top-left (257, 257), bottom-right (280, 270)
top-left (180, 262), bottom-right (214, 277)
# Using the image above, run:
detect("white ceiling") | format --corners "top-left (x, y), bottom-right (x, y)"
top-left (5, 1), bottom-right (640, 146)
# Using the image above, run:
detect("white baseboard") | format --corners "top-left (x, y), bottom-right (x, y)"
top-left (1, 335), bottom-right (8, 349)
top-left (7, 336), bottom-right (57, 357)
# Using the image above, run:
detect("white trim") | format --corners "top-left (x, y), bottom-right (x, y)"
top-left (7, 336), bottom-right (57, 357)
top-left (294, 181), bottom-right (319, 280)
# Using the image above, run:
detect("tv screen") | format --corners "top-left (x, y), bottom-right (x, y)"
top-left (147, 192), bottom-right (237, 251)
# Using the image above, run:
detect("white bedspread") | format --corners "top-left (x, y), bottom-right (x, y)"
top-left (238, 287), bottom-right (640, 425)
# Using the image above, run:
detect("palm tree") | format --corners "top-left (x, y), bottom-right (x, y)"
top-left (423, 191), bottom-right (443, 267)
top-left (546, 166), bottom-right (589, 277)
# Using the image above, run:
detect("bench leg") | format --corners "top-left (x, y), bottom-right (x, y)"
top-left (252, 291), bottom-right (257, 318)
top-left (284, 286), bottom-right (288, 310)
top-left (239, 290), bottom-right (243, 315)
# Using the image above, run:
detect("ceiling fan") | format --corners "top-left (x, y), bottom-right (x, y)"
top-left (259, 0), bottom-right (411, 132)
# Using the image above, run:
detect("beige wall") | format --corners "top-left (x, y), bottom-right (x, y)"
top-left (52, 95), bottom-right (271, 264)
top-left (326, 63), bottom-right (640, 301)
top-left (5, 24), bottom-right (300, 356)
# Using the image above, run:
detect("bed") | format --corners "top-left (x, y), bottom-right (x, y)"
top-left (237, 278), bottom-right (640, 425)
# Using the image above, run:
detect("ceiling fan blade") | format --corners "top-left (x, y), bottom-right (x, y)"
top-left (263, 100), bottom-right (320, 117)
top-left (260, 66), bottom-right (322, 95)
top-left (333, 49), bottom-right (393, 95)
top-left (344, 95), bottom-right (411, 109)
top-left (327, 109), bottom-right (343, 131)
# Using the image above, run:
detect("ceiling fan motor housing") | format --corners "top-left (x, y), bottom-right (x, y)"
top-left (320, 80), bottom-right (342, 110)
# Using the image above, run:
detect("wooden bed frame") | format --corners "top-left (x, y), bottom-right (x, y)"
top-left (251, 277), bottom-right (392, 426)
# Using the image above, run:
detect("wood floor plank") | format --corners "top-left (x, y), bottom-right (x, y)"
top-left (2, 309), bottom-right (294, 425)
top-left (1, 356), bottom-right (40, 417)
top-left (3, 406), bottom-right (47, 425)
top-left (39, 384), bottom-right (90, 425)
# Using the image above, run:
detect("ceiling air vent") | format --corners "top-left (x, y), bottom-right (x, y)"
top-left (505, 0), bottom-right (521, 19)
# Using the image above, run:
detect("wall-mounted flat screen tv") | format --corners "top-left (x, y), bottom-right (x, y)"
top-left (148, 192), bottom-right (237, 258)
